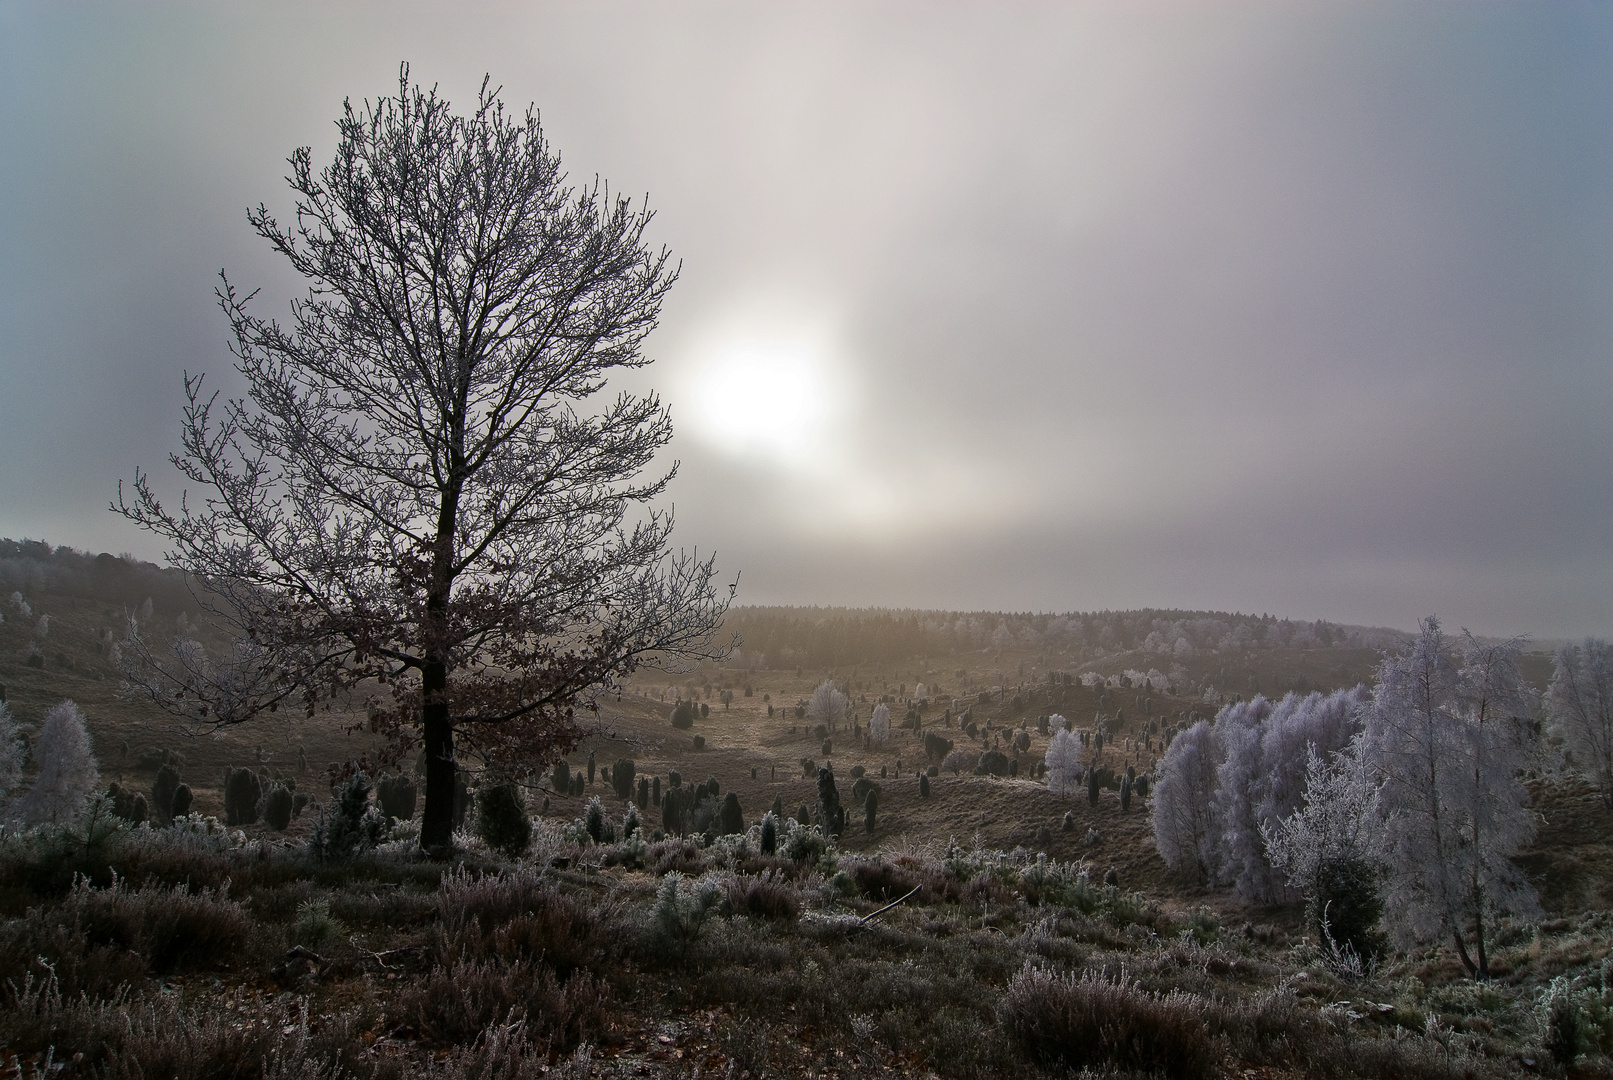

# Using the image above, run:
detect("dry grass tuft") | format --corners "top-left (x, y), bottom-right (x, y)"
top-left (1000, 963), bottom-right (1219, 1079)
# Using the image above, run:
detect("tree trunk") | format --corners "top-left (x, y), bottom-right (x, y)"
top-left (419, 481), bottom-right (461, 853)
top-left (419, 657), bottom-right (455, 852)
top-left (1452, 930), bottom-right (1478, 979)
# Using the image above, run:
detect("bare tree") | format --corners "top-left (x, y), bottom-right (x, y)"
top-left (1546, 638), bottom-right (1613, 808)
top-left (117, 68), bottom-right (728, 851)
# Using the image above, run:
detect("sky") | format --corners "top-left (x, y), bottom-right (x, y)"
top-left (1, 2), bottom-right (1609, 638)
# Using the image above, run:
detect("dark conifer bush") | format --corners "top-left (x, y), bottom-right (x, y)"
top-left (223, 767), bottom-right (261, 826)
top-left (477, 783), bottom-right (531, 857)
top-left (261, 785), bottom-right (295, 831)
top-left (151, 764), bottom-right (181, 823)
top-left (377, 772), bottom-right (418, 820)
top-left (720, 791), bottom-right (743, 835)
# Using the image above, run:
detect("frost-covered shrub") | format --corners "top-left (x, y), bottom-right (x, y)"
top-left (1264, 739), bottom-right (1382, 960)
top-left (14, 701), bottom-right (99, 827)
top-left (869, 703), bottom-right (890, 745)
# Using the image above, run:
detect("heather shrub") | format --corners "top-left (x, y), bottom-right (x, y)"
top-left (51, 874), bottom-right (255, 977)
top-left (847, 856), bottom-right (916, 901)
top-left (400, 957), bottom-right (607, 1048)
top-left (723, 869), bottom-right (802, 920)
top-left (1001, 964), bottom-right (1217, 1079)
top-left (436, 867), bottom-right (609, 979)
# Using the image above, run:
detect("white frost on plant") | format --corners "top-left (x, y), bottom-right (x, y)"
top-left (869, 703), bottom-right (890, 745)
top-left (13, 700), bottom-right (100, 827)
top-left (1043, 727), bottom-right (1083, 796)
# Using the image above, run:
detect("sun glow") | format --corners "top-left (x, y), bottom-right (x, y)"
top-left (686, 338), bottom-right (841, 467)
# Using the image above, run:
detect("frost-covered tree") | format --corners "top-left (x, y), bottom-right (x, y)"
top-left (1264, 736), bottom-right (1383, 957)
top-left (1364, 618), bottom-right (1538, 978)
top-left (1214, 687), bottom-right (1370, 903)
top-left (1264, 737), bottom-right (1381, 897)
top-left (14, 700), bottom-right (100, 827)
top-left (114, 69), bottom-right (728, 851)
top-left (0, 701), bottom-right (24, 818)
top-left (1048, 713), bottom-right (1068, 733)
top-left (1546, 638), bottom-right (1613, 808)
top-left (1150, 719), bottom-right (1220, 881)
top-left (1044, 728), bottom-right (1083, 796)
top-left (869, 703), bottom-right (891, 745)
top-left (806, 680), bottom-right (848, 729)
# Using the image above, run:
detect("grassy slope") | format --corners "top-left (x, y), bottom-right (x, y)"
top-left (1, 563), bottom-right (1603, 1078)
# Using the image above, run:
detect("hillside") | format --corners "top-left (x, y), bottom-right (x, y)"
top-left (0, 539), bottom-right (1604, 1077)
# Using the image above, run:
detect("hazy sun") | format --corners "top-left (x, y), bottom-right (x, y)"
top-left (687, 339), bottom-right (838, 466)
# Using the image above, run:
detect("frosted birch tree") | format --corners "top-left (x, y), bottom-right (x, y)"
top-left (0, 701), bottom-right (24, 821)
top-left (807, 680), bottom-right (848, 729)
top-left (1364, 618), bottom-right (1538, 978)
top-left (13, 701), bottom-right (100, 827)
top-left (1044, 727), bottom-right (1083, 796)
top-left (868, 702), bottom-right (891, 745)
top-left (1215, 687), bottom-right (1369, 903)
top-left (1545, 638), bottom-right (1613, 808)
top-left (1150, 719), bottom-right (1220, 881)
